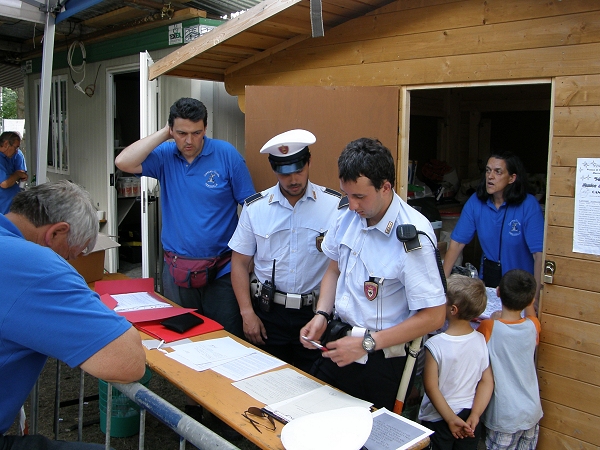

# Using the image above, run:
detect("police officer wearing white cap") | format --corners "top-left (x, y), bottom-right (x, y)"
top-left (228, 129), bottom-right (342, 372)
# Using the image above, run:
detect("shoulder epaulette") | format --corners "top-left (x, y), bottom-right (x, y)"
top-left (338, 196), bottom-right (349, 209)
top-left (244, 192), bottom-right (266, 206)
top-left (324, 187), bottom-right (342, 198)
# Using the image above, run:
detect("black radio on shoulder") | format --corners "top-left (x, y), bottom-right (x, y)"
top-left (259, 259), bottom-right (276, 313)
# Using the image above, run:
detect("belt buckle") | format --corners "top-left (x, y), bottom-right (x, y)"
top-left (286, 293), bottom-right (302, 309)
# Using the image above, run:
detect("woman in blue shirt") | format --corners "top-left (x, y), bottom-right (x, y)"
top-left (442, 152), bottom-right (544, 303)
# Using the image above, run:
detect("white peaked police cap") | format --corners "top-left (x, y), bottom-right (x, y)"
top-left (260, 129), bottom-right (316, 174)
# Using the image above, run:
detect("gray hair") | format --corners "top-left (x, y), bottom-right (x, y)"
top-left (10, 180), bottom-right (99, 253)
top-left (0, 131), bottom-right (22, 146)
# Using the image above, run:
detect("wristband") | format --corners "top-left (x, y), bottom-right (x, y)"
top-left (315, 310), bottom-right (332, 322)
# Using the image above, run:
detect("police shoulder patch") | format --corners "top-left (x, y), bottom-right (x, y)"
top-left (324, 187), bottom-right (342, 198)
top-left (338, 196), bottom-right (349, 209)
top-left (244, 192), bottom-right (266, 206)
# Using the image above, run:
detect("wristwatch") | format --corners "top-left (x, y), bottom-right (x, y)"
top-left (362, 330), bottom-right (377, 353)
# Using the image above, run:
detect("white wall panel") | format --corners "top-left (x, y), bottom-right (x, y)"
top-left (23, 48), bottom-right (245, 226)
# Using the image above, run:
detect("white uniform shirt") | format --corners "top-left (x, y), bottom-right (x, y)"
top-left (322, 193), bottom-right (446, 331)
top-left (228, 181), bottom-right (340, 294)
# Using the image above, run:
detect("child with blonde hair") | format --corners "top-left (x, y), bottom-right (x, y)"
top-left (419, 275), bottom-right (494, 449)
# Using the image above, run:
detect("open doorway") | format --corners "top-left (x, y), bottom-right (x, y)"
top-left (106, 68), bottom-right (141, 275)
top-left (406, 82), bottom-right (551, 269)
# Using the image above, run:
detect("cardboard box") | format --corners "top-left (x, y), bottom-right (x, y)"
top-left (437, 241), bottom-right (447, 260)
top-left (69, 234), bottom-right (120, 283)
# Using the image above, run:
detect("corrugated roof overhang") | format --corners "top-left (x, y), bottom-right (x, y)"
top-left (0, 63), bottom-right (24, 89)
top-left (149, 0), bottom-right (394, 83)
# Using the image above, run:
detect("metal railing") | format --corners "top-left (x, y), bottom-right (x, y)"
top-left (106, 381), bottom-right (241, 450)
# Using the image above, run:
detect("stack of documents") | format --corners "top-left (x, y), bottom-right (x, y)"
top-left (233, 367), bottom-right (372, 423)
top-left (163, 336), bottom-right (285, 381)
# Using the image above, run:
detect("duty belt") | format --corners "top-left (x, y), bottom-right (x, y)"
top-left (250, 274), bottom-right (314, 309)
top-left (273, 290), bottom-right (314, 309)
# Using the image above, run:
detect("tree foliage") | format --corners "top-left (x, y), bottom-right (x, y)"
top-left (1, 87), bottom-right (18, 119)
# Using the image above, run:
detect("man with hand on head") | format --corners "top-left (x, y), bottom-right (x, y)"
top-left (0, 180), bottom-right (146, 450)
top-left (115, 97), bottom-right (255, 338)
top-left (229, 129), bottom-right (341, 372)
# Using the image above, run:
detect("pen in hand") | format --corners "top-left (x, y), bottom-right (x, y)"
top-left (301, 335), bottom-right (328, 352)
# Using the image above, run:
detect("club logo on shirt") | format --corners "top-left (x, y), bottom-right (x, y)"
top-left (364, 281), bottom-right (378, 301)
top-left (508, 219), bottom-right (521, 236)
top-left (204, 170), bottom-right (221, 188)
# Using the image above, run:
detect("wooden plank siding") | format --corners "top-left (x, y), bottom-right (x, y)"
top-left (215, 1), bottom-right (600, 447)
top-left (539, 72), bottom-right (600, 448)
top-left (226, 1), bottom-right (600, 99)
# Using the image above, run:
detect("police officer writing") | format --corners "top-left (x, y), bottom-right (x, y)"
top-left (229, 129), bottom-right (341, 372)
top-left (300, 137), bottom-right (446, 410)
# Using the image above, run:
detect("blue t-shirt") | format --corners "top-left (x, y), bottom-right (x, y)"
top-left (0, 215), bottom-right (132, 433)
top-left (141, 138), bottom-right (255, 269)
top-left (451, 193), bottom-right (544, 277)
top-left (0, 149), bottom-right (27, 214)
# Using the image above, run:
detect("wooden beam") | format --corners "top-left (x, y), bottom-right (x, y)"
top-left (82, 6), bottom-right (153, 28)
top-left (22, 8), bottom-right (207, 59)
top-left (225, 33), bottom-right (310, 75)
top-left (149, 0), bottom-right (304, 80)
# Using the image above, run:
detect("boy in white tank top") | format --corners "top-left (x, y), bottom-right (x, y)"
top-left (419, 275), bottom-right (494, 450)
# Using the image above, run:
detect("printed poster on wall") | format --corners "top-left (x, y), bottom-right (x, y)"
top-left (573, 158), bottom-right (600, 255)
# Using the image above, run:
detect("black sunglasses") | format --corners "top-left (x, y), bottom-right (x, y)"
top-left (241, 407), bottom-right (276, 433)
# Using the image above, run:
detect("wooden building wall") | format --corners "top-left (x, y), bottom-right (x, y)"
top-left (538, 75), bottom-right (600, 449)
top-left (221, 1), bottom-right (600, 448)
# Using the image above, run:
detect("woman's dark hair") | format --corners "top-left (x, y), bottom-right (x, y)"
top-left (338, 138), bottom-right (395, 190)
top-left (476, 151), bottom-right (529, 204)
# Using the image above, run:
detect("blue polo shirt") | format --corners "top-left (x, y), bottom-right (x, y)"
top-left (141, 137), bottom-right (255, 264)
top-left (451, 193), bottom-right (544, 277)
top-left (0, 214), bottom-right (131, 433)
top-left (0, 149), bottom-right (27, 214)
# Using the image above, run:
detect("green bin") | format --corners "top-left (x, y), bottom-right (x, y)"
top-left (98, 368), bottom-right (152, 437)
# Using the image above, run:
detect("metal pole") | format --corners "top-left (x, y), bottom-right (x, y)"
top-left (78, 369), bottom-right (85, 441)
top-left (53, 359), bottom-right (61, 439)
top-left (35, 0), bottom-right (56, 185)
top-left (30, 379), bottom-right (39, 434)
top-left (111, 381), bottom-right (241, 450)
top-left (104, 384), bottom-right (112, 450)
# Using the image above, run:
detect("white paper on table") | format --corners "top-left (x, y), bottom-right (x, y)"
top-left (212, 350), bottom-right (285, 381)
top-left (264, 385), bottom-right (372, 423)
top-left (112, 292), bottom-right (172, 312)
top-left (165, 350), bottom-right (240, 371)
top-left (232, 368), bottom-right (322, 404)
top-left (143, 337), bottom-right (194, 351)
top-left (164, 338), bottom-right (193, 347)
top-left (363, 408), bottom-right (433, 450)
top-left (142, 339), bottom-right (162, 350)
top-left (481, 287), bottom-right (502, 319)
top-left (171, 336), bottom-right (254, 366)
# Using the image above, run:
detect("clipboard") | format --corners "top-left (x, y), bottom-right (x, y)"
top-left (95, 277), bottom-right (195, 323)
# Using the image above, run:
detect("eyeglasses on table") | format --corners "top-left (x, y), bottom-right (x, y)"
top-left (241, 407), bottom-right (277, 433)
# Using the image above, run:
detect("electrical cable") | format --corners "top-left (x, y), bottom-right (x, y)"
top-left (67, 40), bottom-right (87, 95)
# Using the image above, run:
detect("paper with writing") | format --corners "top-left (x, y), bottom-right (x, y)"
top-left (232, 368), bottom-right (322, 404)
top-left (363, 408), bottom-right (432, 450)
top-left (264, 385), bottom-right (372, 423)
